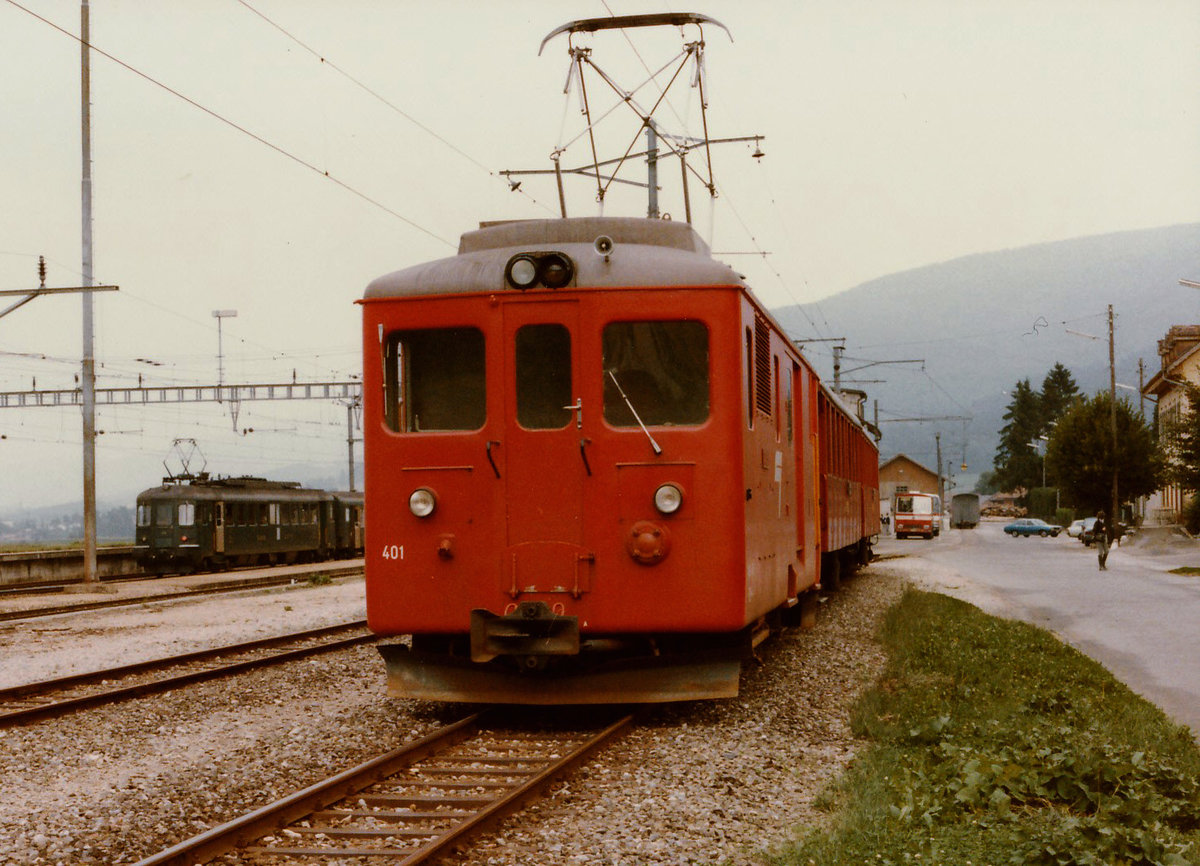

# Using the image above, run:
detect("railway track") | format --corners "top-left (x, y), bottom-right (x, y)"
top-left (0, 621), bottom-right (374, 727)
top-left (0, 565), bottom-right (362, 623)
top-left (133, 710), bottom-right (634, 866)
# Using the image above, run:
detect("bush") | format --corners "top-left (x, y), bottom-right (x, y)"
top-left (783, 590), bottom-right (1200, 865)
top-left (1027, 487), bottom-right (1060, 521)
top-left (1182, 494), bottom-right (1200, 535)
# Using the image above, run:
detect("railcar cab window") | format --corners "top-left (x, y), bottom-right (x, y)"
top-left (384, 328), bottom-right (485, 432)
top-left (602, 321), bottom-right (709, 426)
top-left (154, 502), bottom-right (174, 526)
top-left (137, 504), bottom-right (151, 527)
top-left (516, 324), bottom-right (572, 429)
top-left (177, 502), bottom-right (195, 527)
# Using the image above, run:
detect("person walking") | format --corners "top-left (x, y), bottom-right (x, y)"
top-left (1094, 510), bottom-right (1110, 571)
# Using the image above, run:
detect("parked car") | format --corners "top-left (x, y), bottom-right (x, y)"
top-left (1003, 518), bottom-right (1063, 538)
top-left (1067, 517), bottom-right (1096, 539)
top-left (1082, 520), bottom-right (1127, 546)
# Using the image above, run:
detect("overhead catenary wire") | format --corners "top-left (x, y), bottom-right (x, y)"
top-left (3, 0), bottom-right (455, 249)
top-left (233, 0), bottom-right (554, 215)
top-left (1, 250), bottom-right (362, 389)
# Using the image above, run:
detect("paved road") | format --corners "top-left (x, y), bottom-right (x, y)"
top-left (875, 521), bottom-right (1200, 737)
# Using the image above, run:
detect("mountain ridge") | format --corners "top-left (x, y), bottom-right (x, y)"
top-left (773, 222), bottom-right (1200, 487)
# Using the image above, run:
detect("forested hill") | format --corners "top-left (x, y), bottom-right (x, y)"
top-left (771, 223), bottom-right (1200, 489)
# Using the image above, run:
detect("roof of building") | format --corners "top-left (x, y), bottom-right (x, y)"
top-left (880, 453), bottom-right (939, 476)
top-left (1144, 324), bottom-right (1200, 398)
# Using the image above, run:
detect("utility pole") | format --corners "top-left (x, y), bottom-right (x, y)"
top-left (832, 345), bottom-right (842, 394)
top-left (1138, 358), bottom-right (1145, 419)
top-left (1109, 304), bottom-right (1119, 526)
top-left (646, 125), bottom-right (659, 219)
top-left (212, 309), bottom-right (238, 396)
top-left (935, 432), bottom-right (944, 516)
top-left (341, 398), bottom-right (361, 492)
top-left (80, 0), bottom-right (100, 587)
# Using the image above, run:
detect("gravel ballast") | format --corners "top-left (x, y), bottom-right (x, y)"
top-left (0, 569), bottom-right (903, 865)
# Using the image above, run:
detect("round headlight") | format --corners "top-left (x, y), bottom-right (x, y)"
top-left (506, 255), bottom-right (538, 289)
top-left (654, 483), bottom-right (683, 515)
top-left (409, 488), bottom-right (437, 518)
top-left (538, 253), bottom-right (574, 288)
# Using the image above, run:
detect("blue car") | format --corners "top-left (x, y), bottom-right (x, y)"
top-left (1003, 518), bottom-right (1062, 538)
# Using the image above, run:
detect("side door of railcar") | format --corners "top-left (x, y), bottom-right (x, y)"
top-left (214, 501), bottom-right (226, 556)
top-left (793, 360), bottom-right (820, 590)
top-left (500, 300), bottom-right (589, 595)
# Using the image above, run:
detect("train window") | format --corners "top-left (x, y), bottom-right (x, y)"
top-left (269, 503), bottom-right (281, 525)
top-left (385, 328), bottom-right (485, 432)
top-left (516, 324), bottom-right (572, 429)
top-left (154, 502), bottom-right (174, 526)
top-left (137, 504), bottom-right (151, 527)
top-left (602, 321), bottom-right (708, 426)
top-left (745, 329), bottom-right (754, 427)
top-left (177, 502), bottom-right (195, 527)
top-left (787, 363), bottom-right (796, 443)
top-left (774, 356), bottom-right (782, 440)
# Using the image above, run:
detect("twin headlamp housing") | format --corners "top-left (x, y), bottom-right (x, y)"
top-left (505, 251), bottom-right (575, 290)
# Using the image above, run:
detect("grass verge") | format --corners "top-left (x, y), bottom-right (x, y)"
top-left (775, 589), bottom-right (1200, 865)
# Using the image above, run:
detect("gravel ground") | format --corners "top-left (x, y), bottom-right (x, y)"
top-left (0, 568), bottom-right (903, 866)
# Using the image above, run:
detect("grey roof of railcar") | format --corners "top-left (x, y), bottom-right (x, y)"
top-left (136, 479), bottom-right (331, 502)
top-left (363, 217), bottom-right (742, 299)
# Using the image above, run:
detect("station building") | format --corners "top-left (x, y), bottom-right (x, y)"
top-left (1142, 324), bottom-right (1200, 525)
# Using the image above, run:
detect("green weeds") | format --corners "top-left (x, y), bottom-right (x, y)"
top-left (777, 590), bottom-right (1200, 865)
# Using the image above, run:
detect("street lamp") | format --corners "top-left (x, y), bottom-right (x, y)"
top-left (1030, 436), bottom-right (1048, 487)
top-left (212, 309), bottom-right (237, 396)
top-left (1030, 435), bottom-right (1059, 512)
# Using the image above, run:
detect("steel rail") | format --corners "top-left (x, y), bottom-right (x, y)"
top-left (0, 621), bottom-right (373, 727)
top-left (0, 566), bottom-right (362, 623)
top-left (131, 711), bottom-right (634, 866)
top-left (0, 558), bottom-right (360, 596)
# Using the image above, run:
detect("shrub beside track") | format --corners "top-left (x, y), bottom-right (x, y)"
top-left (785, 590), bottom-right (1200, 865)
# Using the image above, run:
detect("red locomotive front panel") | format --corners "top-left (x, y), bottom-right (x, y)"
top-left (358, 217), bottom-right (878, 703)
top-left (363, 289), bottom-right (746, 640)
top-left (358, 219), bottom-right (776, 702)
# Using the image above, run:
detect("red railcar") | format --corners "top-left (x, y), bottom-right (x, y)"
top-left (359, 216), bottom-right (879, 704)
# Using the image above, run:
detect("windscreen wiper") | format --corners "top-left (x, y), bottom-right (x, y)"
top-left (607, 369), bottom-right (662, 456)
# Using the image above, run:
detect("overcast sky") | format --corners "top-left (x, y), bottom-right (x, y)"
top-left (1, 0), bottom-right (1198, 510)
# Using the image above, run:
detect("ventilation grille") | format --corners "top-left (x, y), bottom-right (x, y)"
top-left (754, 316), bottom-right (772, 415)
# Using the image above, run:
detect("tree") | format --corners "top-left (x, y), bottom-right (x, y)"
top-left (974, 469), bottom-right (1001, 495)
top-left (1039, 362), bottom-right (1080, 432)
top-left (1160, 382), bottom-right (1200, 492)
top-left (993, 378), bottom-right (1042, 491)
top-left (1044, 391), bottom-right (1160, 515)
top-left (993, 364), bottom-right (1082, 494)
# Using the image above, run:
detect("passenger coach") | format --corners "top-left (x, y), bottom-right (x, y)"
top-left (360, 216), bottom-right (879, 704)
top-left (135, 476), bottom-right (364, 574)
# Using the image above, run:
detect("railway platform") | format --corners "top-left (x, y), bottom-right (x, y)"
top-left (0, 558), bottom-right (363, 619)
